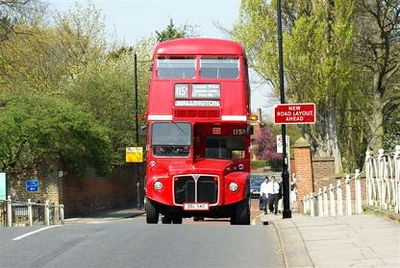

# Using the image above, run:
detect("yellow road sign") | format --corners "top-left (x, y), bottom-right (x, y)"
top-left (126, 147), bottom-right (143, 163)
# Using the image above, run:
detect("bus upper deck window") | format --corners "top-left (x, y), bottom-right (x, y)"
top-left (200, 58), bottom-right (239, 79)
top-left (157, 58), bottom-right (196, 78)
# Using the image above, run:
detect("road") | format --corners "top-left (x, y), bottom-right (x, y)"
top-left (0, 199), bottom-right (284, 268)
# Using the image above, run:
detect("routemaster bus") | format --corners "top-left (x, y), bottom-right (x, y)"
top-left (145, 38), bottom-right (254, 225)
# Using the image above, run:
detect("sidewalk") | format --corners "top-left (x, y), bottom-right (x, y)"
top-left (64, 207), bottom-right (145, 225)
top-left (260, 213), bottom-right (400, 268)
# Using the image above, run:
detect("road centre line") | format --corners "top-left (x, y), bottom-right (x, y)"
top-left (12, 225), bottom-right (61, 241)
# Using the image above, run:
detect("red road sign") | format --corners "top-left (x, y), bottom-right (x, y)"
top-left (274, 103), bottom-right (316, 124)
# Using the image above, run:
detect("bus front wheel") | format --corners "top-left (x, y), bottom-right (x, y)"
top-left (145, 198), bottom-right (159, 224)
top-left (231, 198), bottom-right (250, 225)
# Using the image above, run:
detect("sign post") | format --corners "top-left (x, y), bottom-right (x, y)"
top-left (276, 0), bottom-right (292, 219)
top-left (126, 146), bottom-right (143, 209)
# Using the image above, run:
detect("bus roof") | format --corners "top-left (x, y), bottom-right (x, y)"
top-left (154, 38), bottom-right (244, 56)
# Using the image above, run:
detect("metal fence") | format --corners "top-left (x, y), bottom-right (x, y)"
top-left (0, 200), bottom-right (6, 227)
top-left (303, 145), bottom-right (400, 216)
top-left (0, 197), bottom-right (64, 227)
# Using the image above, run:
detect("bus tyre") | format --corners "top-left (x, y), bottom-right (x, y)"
top-left (172, 217), bottom-right (183, 224)
top-left (231, 198), bottom-right (250, 225)
top-left (145, 199), bottom-right (159, 224)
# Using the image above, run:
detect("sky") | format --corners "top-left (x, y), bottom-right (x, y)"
top-left (46, 0), bottom-right (278, 116)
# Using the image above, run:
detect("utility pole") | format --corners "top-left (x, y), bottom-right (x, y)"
top-left (134, 53), bottom-right (139, 145)
top-left (277, 0), bottom-right (292, 218)
top-left (134, 53), bottom-right (141, 209)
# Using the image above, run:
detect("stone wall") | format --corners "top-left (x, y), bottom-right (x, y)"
top-left (8, 168), bottom-right (62, 205)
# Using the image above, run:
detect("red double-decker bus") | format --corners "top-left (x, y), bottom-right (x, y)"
top-left (145, 38), bottom-right (253, 225)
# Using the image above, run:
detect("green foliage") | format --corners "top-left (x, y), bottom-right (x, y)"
top-left (251, 160), bottom-right (266, 169)
top-left (234, 0), bottom-right (355, 172)
top-left (0, 93), bottom-right (111, 176)
top-left (156, 18), bottom-right (198, 42)
top-left (66, 45), bottom-right (151, 165)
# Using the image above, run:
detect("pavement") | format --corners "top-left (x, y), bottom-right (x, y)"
top-left (259, 213), bottom-right (400, 268)
top-left (64, 207), bottom-right (145, 224)
top-left (63, 206), bottom-right (400, 268)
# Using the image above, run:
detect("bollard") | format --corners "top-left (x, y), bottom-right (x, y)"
top-left (395, 145), bottom-right (400, 213)
top-left (60, 204), bottom-right (64, 225)
top-left (6, 195), bottom-right (12, 227)
top-left (45, 200), bottom-right (50, 226)
top-left (303, 196), bottom-right (307, 214)
top-left (366, 151), bottom-right (373, 206)
top-left (306, 195), bottom-right (311, 214)
top-left (27, 199), bottom-right (33, 226)
top-left (317, 188), bottom-right (323, 217)
top-left (355, 169), bottom-right (362, 215)
top-left (310, 195), bottom-right (315, 217)
top-left (329, 184), bottom-right (335, 216)
top-left (378, 149), bottom-right (384, 208)
top-left (397, 180), bottom-right (400, 214)
top-left (323, 186), bottom-right (328, 216)
top-left (372, 157), bottom-right (379, 206)
top-left (337, 180), bottom-right (343, 216)
top-left (346, 175), bottom-right (352, 215)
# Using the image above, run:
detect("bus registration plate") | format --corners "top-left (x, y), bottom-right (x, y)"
top-left (183, 203), bottom-right (209, 211)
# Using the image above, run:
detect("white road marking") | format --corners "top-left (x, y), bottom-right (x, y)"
top-left (12, 225), bottom-right (61, 241)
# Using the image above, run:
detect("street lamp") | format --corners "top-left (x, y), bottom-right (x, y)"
top-left (276, 0), bottom-right (291, 218)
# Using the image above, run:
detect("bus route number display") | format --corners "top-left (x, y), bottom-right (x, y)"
top-left (233, 128), bottom-right (246, 135)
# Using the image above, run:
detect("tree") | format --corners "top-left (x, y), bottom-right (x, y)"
top-left (155, 18), bottom-right (198, 42)
top-left (66, 37), bottom-right (154, 165)
top-left (254, 126), bottom-right (281, 162)
top-left (233, 0), bottom-right (354, 173)
top-left (0, 1), bottom-right (107, 94)
top-left (0, 93), bottom-right (111, 176)
top-left (0, 0), bottom-right (34, 40)
top-left (353, 0), bottom-right (400, 153)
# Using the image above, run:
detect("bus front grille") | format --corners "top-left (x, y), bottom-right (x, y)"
top-left (174, 175), bottom-right (218, 205)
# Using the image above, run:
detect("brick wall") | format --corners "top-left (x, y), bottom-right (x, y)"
top-left (6, 162), bottom-right (145, 218)
top-left (312, 158), bottom-right (336, 192)
top-left (293, 138), bottom-right (314, 206)
top-left (62, 164), bottom-right (145, 217)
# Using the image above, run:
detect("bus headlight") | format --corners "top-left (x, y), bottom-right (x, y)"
top-left (238, 164), bottom-right (244, 170)
top-left (229, 182), bottom-right (238, 192)
top-left (154, 181), bottom-right (163, 190)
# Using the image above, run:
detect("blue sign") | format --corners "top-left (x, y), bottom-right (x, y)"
top-left (26, 179), bottom-right (39, 193)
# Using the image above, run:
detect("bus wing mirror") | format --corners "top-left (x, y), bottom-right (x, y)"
top-left (247, 125), bottom-right (254, 135)
top-left (139, 125), bottom-right (147, 136)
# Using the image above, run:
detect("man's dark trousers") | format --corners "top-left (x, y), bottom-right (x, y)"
top-left (268, 193), bottom-right (279, 214)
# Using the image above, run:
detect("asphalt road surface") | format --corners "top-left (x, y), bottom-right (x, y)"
top-left (0, 200), bottom-right (284, 268)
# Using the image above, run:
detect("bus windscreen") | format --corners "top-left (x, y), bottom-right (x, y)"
top-left (152, 122), bottom-right (191, 157)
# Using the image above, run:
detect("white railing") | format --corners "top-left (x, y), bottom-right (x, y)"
top-left (0, 196), bottom-right (64, 227)
top-left (366, 146), bottom-right (400, 213)
top-left (303, 145), bottom-right (400, 216)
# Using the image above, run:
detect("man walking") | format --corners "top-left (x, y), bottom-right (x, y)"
top-left (260, 177), bottom-right (269, 213)
top-left (267, 176), bottom-right (280, 215)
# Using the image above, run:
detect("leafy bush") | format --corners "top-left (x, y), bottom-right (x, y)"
top-left (0, 93), bottom-right (111, 176)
